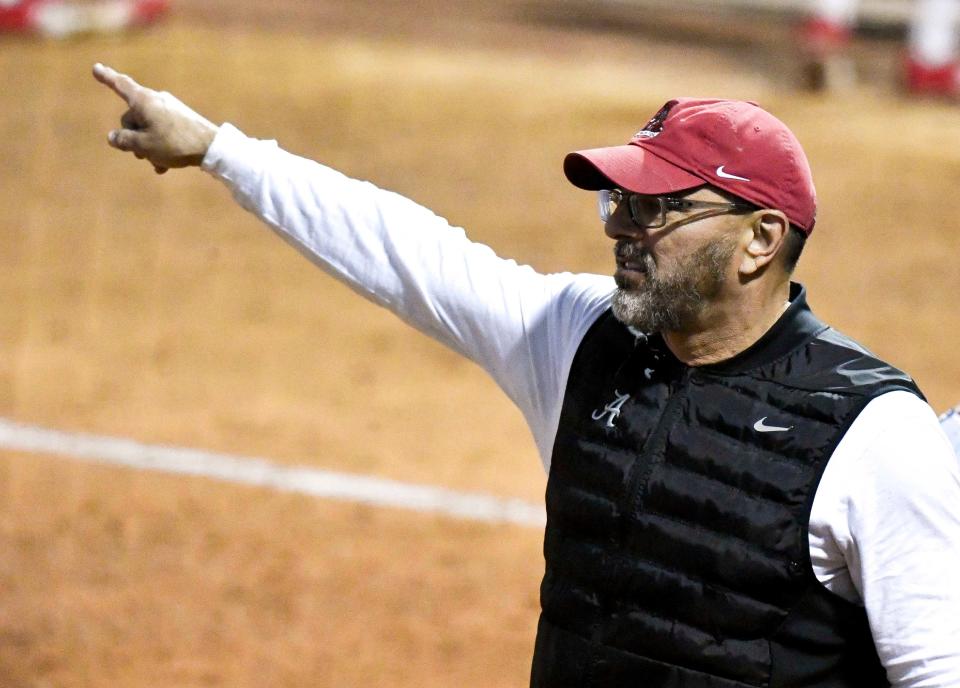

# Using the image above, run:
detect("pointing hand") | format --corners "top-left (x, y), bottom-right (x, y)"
top-left (92, 63), bottom-right (219, 174)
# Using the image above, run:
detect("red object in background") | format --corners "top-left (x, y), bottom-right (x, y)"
top-left (131, 0), bottom-right (166, 25)
top-left (797, 17), bottom-right (857, 93)
top-left (0, 0), bottom-right (37, 32)
top-left (799, 17), bottom-right (853, 58)
top-left (904, 57), bottom-right (960, 98)
top-left (0, 0), bottom-right (168, 36)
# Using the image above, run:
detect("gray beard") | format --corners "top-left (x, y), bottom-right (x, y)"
top-left (611, 235), bottom-right (736, 333)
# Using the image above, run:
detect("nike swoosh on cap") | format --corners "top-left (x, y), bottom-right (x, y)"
top-left (716, 166), bottom-right (751, 182)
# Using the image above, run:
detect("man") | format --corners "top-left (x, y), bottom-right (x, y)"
top-left (92, 63), bottom-right (960, 686)
top-left (801, 0), bottom-right (960, 96)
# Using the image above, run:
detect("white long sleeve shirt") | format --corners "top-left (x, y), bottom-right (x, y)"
top-left (201, 124), bottom-right (960, 686)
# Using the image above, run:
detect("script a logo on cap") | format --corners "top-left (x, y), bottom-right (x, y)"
top-left (634, 101), bottom-right (676, 140)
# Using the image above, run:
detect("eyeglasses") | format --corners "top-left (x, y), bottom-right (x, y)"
top-left (597, 189), bottom-right (755, 229)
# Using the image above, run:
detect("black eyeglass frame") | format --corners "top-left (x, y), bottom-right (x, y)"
top-left (598, 189), bottom-right (756, 229)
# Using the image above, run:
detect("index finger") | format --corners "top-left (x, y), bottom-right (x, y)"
top-left (92, 63), bottom-right (144, 105)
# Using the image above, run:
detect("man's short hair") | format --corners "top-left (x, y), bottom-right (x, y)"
top-left (718, 188), bottom-right (806, 274)
top-left (782, 225), bottom-right (807, 274)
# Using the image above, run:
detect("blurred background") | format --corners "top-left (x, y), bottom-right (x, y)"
top-left (1, 1), bottom-right (958, 686)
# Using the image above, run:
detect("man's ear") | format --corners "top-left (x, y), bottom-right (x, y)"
top-left (738, 210), bottom-right (789, 277)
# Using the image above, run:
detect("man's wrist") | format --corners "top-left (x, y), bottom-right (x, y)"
top-left (189, 122), bottom-right (220, 167)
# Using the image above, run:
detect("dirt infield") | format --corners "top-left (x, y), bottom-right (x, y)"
top-left (1, 2), bottom-right (959, 686)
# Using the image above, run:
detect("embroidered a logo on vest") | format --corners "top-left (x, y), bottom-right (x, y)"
top-left (592, 390), bottom-right (631, 428)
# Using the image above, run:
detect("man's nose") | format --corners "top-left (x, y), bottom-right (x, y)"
top-left (604, 213), bottom-right (645, 241)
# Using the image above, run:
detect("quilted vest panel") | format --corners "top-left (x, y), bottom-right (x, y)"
top-left (531, 285), bottom-right (919, 688)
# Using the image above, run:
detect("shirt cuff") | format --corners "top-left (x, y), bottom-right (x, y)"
top-left (201, 122), bottom-right (280, 181)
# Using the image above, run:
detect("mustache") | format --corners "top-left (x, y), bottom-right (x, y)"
top-left (614, 241), bottom-right (652, 267)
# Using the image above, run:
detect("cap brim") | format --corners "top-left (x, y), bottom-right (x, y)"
top-left (564, 143), bottom-right (705, 195)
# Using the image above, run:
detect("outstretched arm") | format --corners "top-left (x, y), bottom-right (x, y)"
top-left (91, 62), bottom-right (615, 468)
top-left (92, 63), bottom-right (219, 174)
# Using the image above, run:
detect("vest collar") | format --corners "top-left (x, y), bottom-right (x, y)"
top-left (706, 282), bottom-right (824, 373)
top-left (650, 282), bottom-right (825, 375)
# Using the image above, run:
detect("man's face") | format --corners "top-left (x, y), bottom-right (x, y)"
top-left (605, 187), bottom-right (745, 333)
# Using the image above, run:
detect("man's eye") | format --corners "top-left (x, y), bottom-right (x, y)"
top-left (633, 197), bottom-right (661, 214)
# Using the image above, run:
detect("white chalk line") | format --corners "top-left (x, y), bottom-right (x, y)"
top-left (0, 417), bottom-right (546, 528)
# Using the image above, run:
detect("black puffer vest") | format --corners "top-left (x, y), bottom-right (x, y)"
top-left (531, 284), bottom-right (920, 688)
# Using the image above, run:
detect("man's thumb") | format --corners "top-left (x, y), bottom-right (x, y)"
top-left (108, 129), bottom-right (146, 154)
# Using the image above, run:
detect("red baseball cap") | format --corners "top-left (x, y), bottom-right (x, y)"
top-left (564, 98), bottom-right (817, 235)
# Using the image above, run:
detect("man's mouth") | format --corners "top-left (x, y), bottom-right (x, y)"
top-left (617, 259), bottom-right (647, 272)
top-left (615, 242), bottom-right (651, 277)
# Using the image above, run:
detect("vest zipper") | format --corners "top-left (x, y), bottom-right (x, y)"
top-left (622, 368), bottom-right (691, 530)
top-left (585, 368), bottom-right (692, 684)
